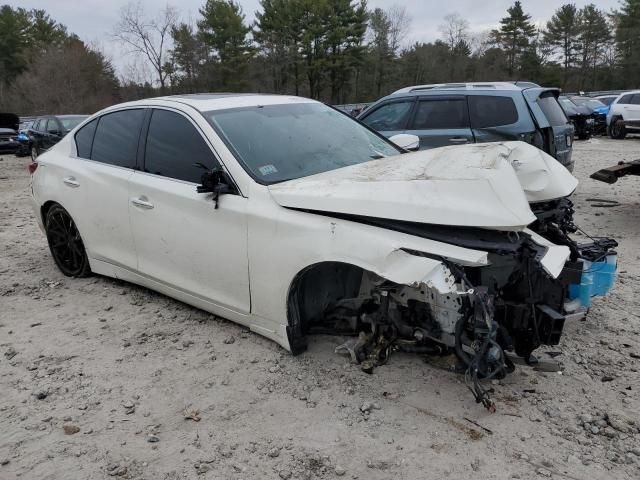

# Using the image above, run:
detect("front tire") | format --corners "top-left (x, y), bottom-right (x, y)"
top-left (45, 205), bottom-right (91, 277)
top-left (609, 117), bottom-right (627, 139)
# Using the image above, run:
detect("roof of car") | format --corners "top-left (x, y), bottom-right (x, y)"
top-left (123, 93), bottom-right (318, 112)
top-left (392, 82), bottom-right (532, 94)
top-left (34, 114), bottom-right (88, 120)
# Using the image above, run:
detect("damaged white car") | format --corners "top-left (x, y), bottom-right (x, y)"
top-left (29, 94), bottom-right (617, 410)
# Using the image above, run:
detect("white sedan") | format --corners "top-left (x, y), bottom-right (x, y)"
top-left (29, 94), bottom-right (616, 409)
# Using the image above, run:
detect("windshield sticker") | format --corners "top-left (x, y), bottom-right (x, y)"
top-left (259, 164), bottom-right (278, 176)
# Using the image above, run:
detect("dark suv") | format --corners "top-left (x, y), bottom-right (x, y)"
top-left (358, 82), bottom-right (575, 171)
top-left (28, 115), bottom-right (88, 159)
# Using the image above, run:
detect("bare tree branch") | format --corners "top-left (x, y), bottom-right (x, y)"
top-left (387, 5), bottom-right (411, 54)
top-left (112, 1), bottom-right (178, 89)
top-left (439, 13), bottom-right (470, 50)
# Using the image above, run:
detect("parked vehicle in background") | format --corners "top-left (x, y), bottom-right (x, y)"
top-left (558, 96), bottom-right (594, 140)
top-left (571, 96), bottom-right (607, 134)
top-left (28, 115), bottom-right (88, 159)
top-left (27, 93), bottom-right (617, 410)
top-left (0, 113), bottom-right (20, 155)
top-left (358, 82), bottom-right (575, 171)
top-left (594, 94), bottom-right (619, 107)
top-left (16, 120), bottom-right (34, 157)
top-left (607, 91), bottom-right (640, 139)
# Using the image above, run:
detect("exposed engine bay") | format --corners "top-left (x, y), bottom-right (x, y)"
top-left (291, 198), bottom-right (617, 412)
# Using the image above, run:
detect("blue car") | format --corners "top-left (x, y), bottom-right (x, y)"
top-left (570, 97), bottom-right (608, 134)
top-left (16, 120), bottom-right (33, 156)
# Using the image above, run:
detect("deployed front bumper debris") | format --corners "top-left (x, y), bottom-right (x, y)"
top-left (327, 198), bottom-right (617, 411)
top-left (591, 159), bottom-right (640, 184)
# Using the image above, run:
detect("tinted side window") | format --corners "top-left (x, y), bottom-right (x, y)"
top-left (537, 94), bottom-right (568, 127)
top-left (632, 95), bottom-right (640, 105)
top-left (33, 119), bottom-right (42, 131)
top-left (469, 95), bottom-right (519, 128)
top-left (618, 94), bottom-right (633, 105)
top-left (46, 118), bottom-right (60, 134)
top-left (91, 109), bottom-right (145, 168)
top-left (75, 118), bottom-right (98, 159)
top-left (361, 101), bottom-right (413, 131)
top-left (144, 109), bottom-right (219, 183)
top-left (412, 99), bottom-right (469, 129)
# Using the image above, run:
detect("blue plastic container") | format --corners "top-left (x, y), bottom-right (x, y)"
top-left (568, 255), bottom-right (617, 308)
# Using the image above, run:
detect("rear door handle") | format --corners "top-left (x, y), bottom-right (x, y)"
top-left (63, 176), bottom-right (80, 188)
top-left (449, 137), bottom-right (469, 143)
top-left (131, 196), bottom-right (154, 210)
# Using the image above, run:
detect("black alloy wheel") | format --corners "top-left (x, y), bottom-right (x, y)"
top-left (45, 204), bottom-right (91, 277)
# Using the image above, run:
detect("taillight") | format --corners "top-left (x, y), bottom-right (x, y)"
top-left (27, 162), bottom-right (38, 175)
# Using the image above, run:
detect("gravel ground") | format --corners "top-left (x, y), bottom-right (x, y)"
top-left (1, 137), bottom-right (640, 480)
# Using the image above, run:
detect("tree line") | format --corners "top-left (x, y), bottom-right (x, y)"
top-left (0, 0), bottom-right (639, 115)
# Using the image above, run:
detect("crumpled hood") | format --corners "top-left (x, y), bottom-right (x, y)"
top-left (269, 142), bottom-right (557, 230)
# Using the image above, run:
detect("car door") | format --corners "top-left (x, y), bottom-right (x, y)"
top-left (65, 109), bottom-right (145, 271)
top-left (44, 118), bottom-right (63, 150)
top-left (128, 107), bottom-right (250, 314)
top-left (406, 96), bottom-right (474, 149)
top-left (627, 94), bottom-right (640, 122)
top-left (358, 98), bottom-right (415, 138)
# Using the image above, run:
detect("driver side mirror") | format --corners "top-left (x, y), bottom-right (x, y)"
top-left (389, 134), bottom-right (420, 151)
top-left (197, 168), bottom-right (236, 209)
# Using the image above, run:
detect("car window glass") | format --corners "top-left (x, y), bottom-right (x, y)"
top-left (361, 101), bottom-right (412, 130)
top-left (75, 118), bottom-right (98, 159)
top-left (60, 116), bottom-right (86, 131)
top-left (207, 103), bottom-right (401, 184)
top-left (412, 99), bottom-right (468, 129)
top-left (468, 96), bottom-right (518, 128)
top-left (537, 94), bottom-right (567, 127)
top-left (33, 119), bottom-right (42, 131)
top-left (91, 109), bottom-right (145, 168)
top-left (618, 94), bottom-right (633, 105)
top-left (632, 95), bottom-right (640, 105)
top-left (144, 109), bottom-right (219, 183)
top-left (46, 119), bottom-right (60, 134)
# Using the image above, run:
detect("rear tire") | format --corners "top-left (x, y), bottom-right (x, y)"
top-left (609, 117), bottom-right (627, 139)
top-left (45, 204), bottom-right (91, 277)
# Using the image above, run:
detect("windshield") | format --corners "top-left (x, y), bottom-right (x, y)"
top-left (205, 102), bottom-right (401, 184)
top-left (572, 97), bottom-right (605, 109)
top-left (559, 98), bottom-right (576, 111)
top-left (60, 116), bottom-right (88, 131)
top-left (597, 96), bottom-right (616, 106)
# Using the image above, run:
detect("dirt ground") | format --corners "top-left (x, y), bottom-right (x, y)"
top-left (1, 137), bottom-right (640, 480)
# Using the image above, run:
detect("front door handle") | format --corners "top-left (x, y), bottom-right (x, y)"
top-left (63, 176), bottom-right (80, 188)
top-left (131, 196), bottom-right (154, 210)
top-left (449, 137), bottom-right (469, 143)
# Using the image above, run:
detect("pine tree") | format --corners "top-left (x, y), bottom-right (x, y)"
top-left (615, 0), bottom-right (640, 85)
top-left (491, 1), bottom-right (536, 77)
top-left (544, 4), bottom-right (581, 86)
top-left (578, 4), bottom-right (610, 89)
top-left (198, 0), bottom-right (253, 90)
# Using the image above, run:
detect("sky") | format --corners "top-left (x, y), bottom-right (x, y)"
top-left (3, 0), bottom-right (623, 79)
